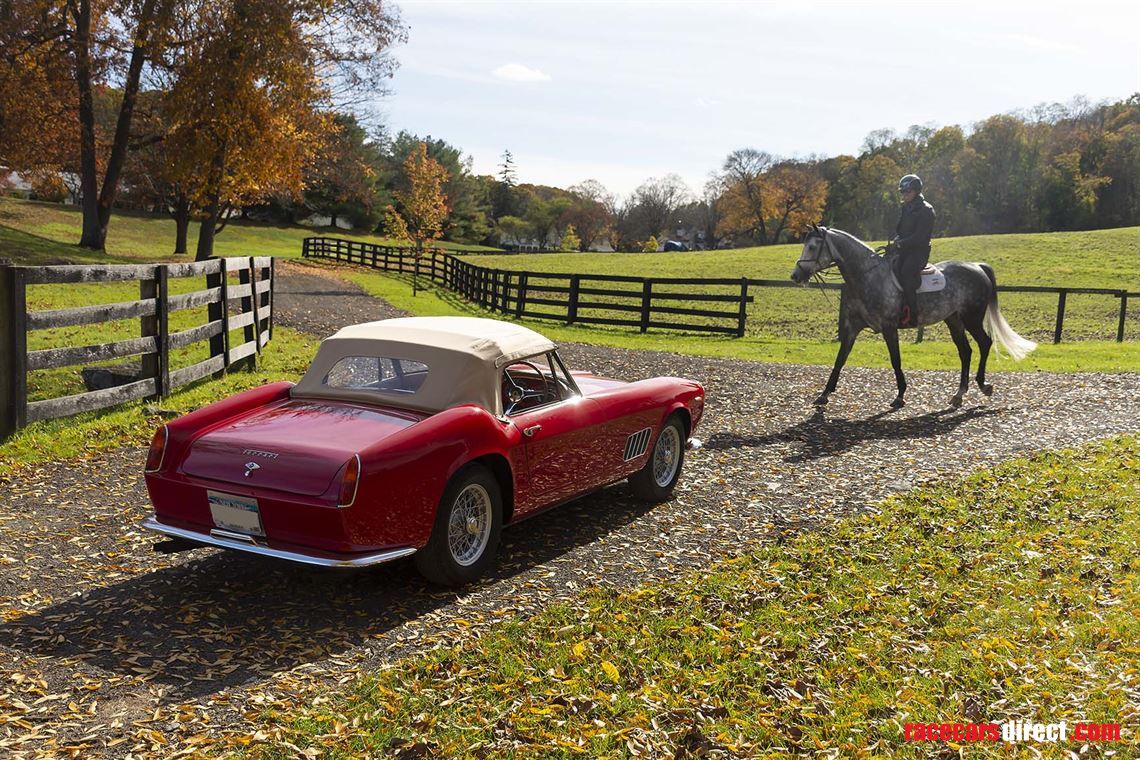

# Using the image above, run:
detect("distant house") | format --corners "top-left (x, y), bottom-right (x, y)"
top-left (0, 169), bottom-right (33, 199)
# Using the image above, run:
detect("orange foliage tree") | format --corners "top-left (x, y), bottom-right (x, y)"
top-left (718, 150), bottom-right (827, 244)
top-left (392, 142), bottom-right (450, 253)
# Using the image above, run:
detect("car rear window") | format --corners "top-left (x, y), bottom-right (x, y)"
top-left (323, 356), bottom-right (429, 395)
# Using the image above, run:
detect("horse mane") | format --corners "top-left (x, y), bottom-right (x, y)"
top-left (825, 227), bottom-right (876, 256)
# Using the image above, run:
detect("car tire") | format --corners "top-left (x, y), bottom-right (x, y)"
top-left (415, 463), bottom-right (503, 586)
top-left (629, 414), bottom-right (686, 502)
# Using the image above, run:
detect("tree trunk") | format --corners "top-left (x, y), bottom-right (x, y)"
top-left (95, 0), bottom-right (160, 238)
top-left (329, 212), bottom-right (337, 228)
top-left (73, 0), bottom-right (103, 250)
top-left (74, 0), bottom-right (163, 250)
top-left (195, 197), bottom-right (219, 261)
top-left (173, 194), bottom-right (190, 255)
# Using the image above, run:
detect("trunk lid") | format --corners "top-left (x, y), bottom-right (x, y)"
top-left (181, 399), bottom-right (426, 496)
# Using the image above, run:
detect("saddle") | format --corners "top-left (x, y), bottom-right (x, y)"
top-left (887, 258), bottom-right (945, 293)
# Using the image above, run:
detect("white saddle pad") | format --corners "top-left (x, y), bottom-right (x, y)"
top-left (890, 264), bottom-right (946, 293)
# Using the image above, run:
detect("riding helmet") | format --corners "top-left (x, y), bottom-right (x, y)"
top-left (898, 174), bottom-right (923, 193)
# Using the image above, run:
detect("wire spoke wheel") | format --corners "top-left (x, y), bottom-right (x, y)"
top-left (652, 424), bottom-right (682, 488)
top-left (446, 483), bottom-right (492, 566)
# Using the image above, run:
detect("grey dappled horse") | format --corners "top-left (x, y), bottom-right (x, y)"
top-left (791, 225), bottom-right (1037, 409)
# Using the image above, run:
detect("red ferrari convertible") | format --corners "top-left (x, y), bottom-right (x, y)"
top-left (142, 317), bottom-right (704, 585)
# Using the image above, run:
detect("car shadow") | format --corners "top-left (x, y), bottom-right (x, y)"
top-left (0, 485), bottom-right (656, 702)
top-left (703, 404), bottom-right (1006, 462)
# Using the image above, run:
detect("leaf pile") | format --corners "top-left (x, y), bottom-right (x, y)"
top-left (243, 436), bottom-right (1139, 757)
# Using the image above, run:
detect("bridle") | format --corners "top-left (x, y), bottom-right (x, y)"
top-left (799, 227), bottom-right (839, 307)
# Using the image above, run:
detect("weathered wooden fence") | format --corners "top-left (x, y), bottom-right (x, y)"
top-left (1, 257), bottom-right (274, 440)
top-left (302, 237), bottom-right (1136, 345)
top-left (303, 237), bottom-right (756, 336)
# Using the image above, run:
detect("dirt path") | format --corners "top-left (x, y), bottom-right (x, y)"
top-left (2, 264), bottom-right (1138, 756)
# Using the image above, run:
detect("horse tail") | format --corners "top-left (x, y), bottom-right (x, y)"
top-left (980, 263), bottom-right (1037, 361)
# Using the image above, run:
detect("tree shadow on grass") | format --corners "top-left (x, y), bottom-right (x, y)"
top-left (0, 484), bottom-right (655, 703)
top-left (704, 404), bottom-right (1006, 463)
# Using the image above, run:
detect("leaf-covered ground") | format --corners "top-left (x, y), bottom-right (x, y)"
top-left (245, 436), bottom-right (1140, 758)
top-left (2, 267), bottom-right (1138, 757)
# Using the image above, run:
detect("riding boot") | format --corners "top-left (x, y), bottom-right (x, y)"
top-left (900, 288), bottom-right (918, 328)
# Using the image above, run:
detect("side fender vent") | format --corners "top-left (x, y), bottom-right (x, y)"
top-left (624, 427), bottom-right (652, 461)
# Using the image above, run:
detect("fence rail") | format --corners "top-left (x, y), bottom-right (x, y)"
top-left (301, 237), bottom-right (1137, 346)
top-left (1, 256), bottom-right (275, 440)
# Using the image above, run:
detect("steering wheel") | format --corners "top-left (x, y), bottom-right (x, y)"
top-left (503, 361), bottom-right (553, 414)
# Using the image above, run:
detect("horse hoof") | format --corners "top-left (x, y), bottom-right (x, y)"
top-left (890, 397), bottom-right (906, 409)
top-left (950, 395), bottom-right (963, 409)
top-left (813, 394), bottom-right (830, 406)
top-left (979, 383), bottom-right (994, 397)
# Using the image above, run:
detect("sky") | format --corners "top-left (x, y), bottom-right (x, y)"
top-left (378, 0), bottom-right (1140, 198)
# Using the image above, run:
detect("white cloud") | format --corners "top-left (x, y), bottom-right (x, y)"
top-left (492, 63), bottom-right (552, 82)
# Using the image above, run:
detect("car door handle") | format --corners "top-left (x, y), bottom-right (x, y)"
top-left (523, 424), bottom-right (542, 437)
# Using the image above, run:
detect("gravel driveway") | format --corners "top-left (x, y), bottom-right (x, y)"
top-left (2, 263), bottom-right (1138, 756)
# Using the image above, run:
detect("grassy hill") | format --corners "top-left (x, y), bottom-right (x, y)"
top-left (3, 196), bottom-right (1138, 374)
top-left (0, 197), bottom-right (500, 266)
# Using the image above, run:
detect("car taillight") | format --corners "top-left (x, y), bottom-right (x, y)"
top-left (145, 425), bottom-right (168, 472)
top-left (337, 454), bottom-right (361, 508)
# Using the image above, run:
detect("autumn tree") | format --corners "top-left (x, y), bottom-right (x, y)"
top-left (630, 174), bottom-right (691, 239)
top-left (1, 0), bottom-right (181, 250)
top-left (718, 149), bottom-right (776, 243)
top-left (560, 224), bottom-right (581, 252)
top-left (302, 113), bottom-right (387, 230)
top-left (392, 142), bottom-right (449, 252)
top-left (563, 180), bottom-right (614, 251)
top-left (382, 203), bottom-right (410, 241)
top-left (718, 151), bottom-right (826, 244)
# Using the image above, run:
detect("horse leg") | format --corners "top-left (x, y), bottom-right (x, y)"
top-left (883, 327), bottom-right (907, 408)
top-left (946, 315), bottom-right (972, 408)
top-left (965, 315), bottom-right (994, 396)
top-left (816, 327), bottom-right (858, 406)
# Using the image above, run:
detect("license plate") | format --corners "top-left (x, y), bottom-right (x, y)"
top-left (207, 490), bottom-right (264, 537)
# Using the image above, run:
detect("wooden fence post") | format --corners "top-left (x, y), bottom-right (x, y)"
top-left (736, 278), bottom-right (748, 337)
top-left (268, 257), bottom-right (275, 339)
top-left (0, 264), bottom-right (27, 439)
top-left (207, 259), bottom-right (227, 375)
top-left (240, 258), bottom-right (258, 368)
top-left (140, 265), bottom-right (170, 398)
top-left (1054, 290), bottom-right (1067, 344)
top-left (1118, 292), bottom-right (1128, 343)
top-left (516, 273), bottom-right (528, 317)
top-left (640, 279), bottom-right (652, 333)
top-left (567, 275), bottom-right (580, 324)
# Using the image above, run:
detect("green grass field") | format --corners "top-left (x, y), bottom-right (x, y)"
top-left (232, 435), bottom-right (1139, 758)
top-left (0, 196), bottom-right (500, 266)
top-left (1, 198), bottom-right (1137, 428)
top-left (463, 227), bottom-right (1140, 345)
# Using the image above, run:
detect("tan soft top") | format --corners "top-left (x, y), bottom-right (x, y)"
top-left (292, 317), bottom-right (556, 414)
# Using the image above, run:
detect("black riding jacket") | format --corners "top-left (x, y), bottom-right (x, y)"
top-left (894, 195), bottom-right (935, 256)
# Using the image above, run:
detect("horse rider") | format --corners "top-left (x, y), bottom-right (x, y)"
top-left (888, 174), bottom-right (935, 327)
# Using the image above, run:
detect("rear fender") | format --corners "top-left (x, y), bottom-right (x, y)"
top-left (350, 405), bottom-right (520, 547)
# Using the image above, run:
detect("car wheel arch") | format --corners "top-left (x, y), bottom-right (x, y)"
top-left (665, 404), bottom-right (691, 438)
top-left (461, 453), bottom-right (515, 524)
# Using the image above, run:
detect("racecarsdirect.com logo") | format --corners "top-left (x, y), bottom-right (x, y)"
top-left (905, 721), bottom-right (1122, 744)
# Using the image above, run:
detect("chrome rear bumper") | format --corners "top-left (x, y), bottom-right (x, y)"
top-left (686, 437), bottom-right (702, 450)
top-left (141, 517), bottom-right (416, 568)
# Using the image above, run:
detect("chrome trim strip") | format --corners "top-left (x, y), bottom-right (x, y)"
top-left (141, 517), bottom-right (416, 568)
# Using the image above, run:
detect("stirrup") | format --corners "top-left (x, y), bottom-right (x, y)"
top-left (898, 305), bottom-right (914, 328)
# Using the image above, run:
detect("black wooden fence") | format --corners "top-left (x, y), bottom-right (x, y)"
top-left (302, 237), bottom-right (1136, 346)
top-left (0, 256), bottom-right (274, 440)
